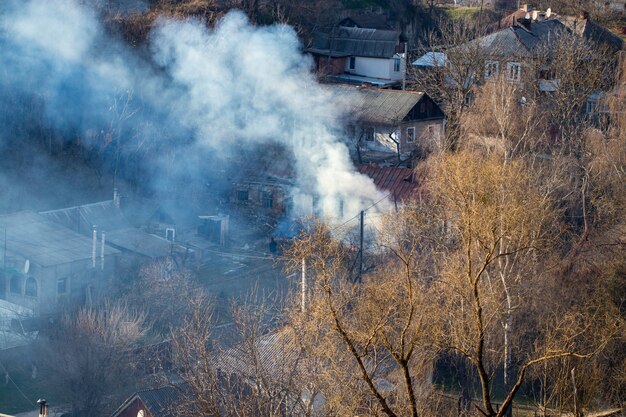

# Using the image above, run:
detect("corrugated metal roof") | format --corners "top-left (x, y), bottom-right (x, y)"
top-left (42, 201), bottom-right (172, 259)
top-left (138, 386), bottom-right (182, 417)
top-left (216, 327), bottom-right (304, 382)
top-left (41, 200), bottom-right (131, 234)
top-left (106, 229), bottom-right (172, 259)
top-left (358, 165), bottom-right (419, 201)
top-left (330, 85), bottom-right (425, 124)
top-left (112, 385), bottom-right (183, 417)
top-left (467, 18), bottom-right (622, 58)
top-left (310, 26), bottom-right (401, 58)
top-left (0, 211), bottom-right (119, 267)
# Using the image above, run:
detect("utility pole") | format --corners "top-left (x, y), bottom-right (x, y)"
top-left (358, 210), bottom-right (364, 282)
top-left (301, 258), bottom-right (306, 312)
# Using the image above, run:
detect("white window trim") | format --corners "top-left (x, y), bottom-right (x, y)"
top-left (393, 58), bottom-right (401, 72)
top-left (506, 62), bottom-right (521, 82)
top-left (485, 60), bottom-right (499, 79)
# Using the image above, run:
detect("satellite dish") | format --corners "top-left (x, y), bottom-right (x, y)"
top-left (546, 8), bottom-right (552, 18)
top-left (23, 259), bottom-right (30, 274)
top-left (532, 10), bottom-right (538, 20)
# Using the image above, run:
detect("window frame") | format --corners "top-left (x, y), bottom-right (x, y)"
top-left (506, 62), bottom-right (521, 82)
top-left (364, 127), bottom-right (375, 142)
top-left (406, 127), bottom-right (416, 143)
top-left (25, 276), bottom-right (37, 297)
top-left (393, 58), bottom-right (401, 72)
top-left (10, 275), bottom-right (21, 295)
top-left (484, 60), bottom-right (500, 79)
top-left (349, 56), bottom-right (356, 70)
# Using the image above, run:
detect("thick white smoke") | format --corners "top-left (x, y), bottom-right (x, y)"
top-left (0, 0), bottom-right (389, 222)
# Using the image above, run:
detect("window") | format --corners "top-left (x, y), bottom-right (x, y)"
top-left (349, 57), bottom-right (356, 70)
top-left (25, 277), bottom-right (37, 297)
top-left (484, 61), bottom-right (499, 79)
top-left (57, 278), bottom-right (67, 294)
top-left (506, 62), bottom-right (521, 82)
top-left (393, 58), bottom-right (401, 72)
top-left (237, 189), bottom-right (249, 201)
top-left (586, 98), bottom-right (599, 114)
top-left (406, 127), bottom-right (415, 143)
top-left (365, 127), bottom-right (375, 141)
top-left (10, 275), bottom-right (21, 294)
top-left (262, 191), bottom-right (273, 209)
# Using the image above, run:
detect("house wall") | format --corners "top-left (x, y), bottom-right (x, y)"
top-left (1, 255), bottom-right (118, 316)
top-left (232, 183), bottom-right (287, 218)
top-left (345, 56), bottom-right (404, 80)
top-left (315, 56), bottom-right (346, 75)
top-left (355, 119), bottom-right (444, 154)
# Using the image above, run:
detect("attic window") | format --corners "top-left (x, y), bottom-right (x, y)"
top-left (365, 127), bottom-right (375, 141)
top-left (349, 57), bottom-right (356, 70)
top-left (406, 127), bottom-right (415, 143)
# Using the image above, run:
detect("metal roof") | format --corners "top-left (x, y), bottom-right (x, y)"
top-left (106, 229), bottom-right (172, 259)
top-left (330, 85), bottom-right (425, 124)
top-left (358, 165), bottom-right (419, 201)
top-left (112, 385), bottom-right (182, 417)
top-left (41, 201), bottom-right (172, 259)
top-left (216, 327), bottom-right (304, 382)
top-left (41, 200), bottom-right (131, 234)
top-left (310, 26), bottom-right (401, 59)
top-left (412, 52), bottom-right (446, 67)
top-left (465, 17), bottom-right (622, 58)
top-left (0, 211), bottom-right (119, 267)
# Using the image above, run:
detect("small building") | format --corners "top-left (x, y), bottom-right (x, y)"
top-left (40, 200), bottom-right (174, 262)
top-left (307, 26), bottom-right (407, 88)
top-left (0, 211), bottom-right (120, 316)
top-left (111, 385), bottom-right (181, 417)
top-left (333, 85), bottom-right (445, 155)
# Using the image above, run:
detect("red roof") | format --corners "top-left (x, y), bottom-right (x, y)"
top-left (358, 165), bottom-right (419, 201)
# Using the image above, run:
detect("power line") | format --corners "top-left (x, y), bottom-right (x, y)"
top-left (0, 360), bottom-right (35, 408)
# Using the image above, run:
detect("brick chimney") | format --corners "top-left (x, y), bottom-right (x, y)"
top-left (579, 10), bottom-right (589, 20)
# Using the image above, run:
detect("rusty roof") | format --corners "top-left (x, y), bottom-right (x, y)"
top-left (358, 165), bottom-right (419, 201)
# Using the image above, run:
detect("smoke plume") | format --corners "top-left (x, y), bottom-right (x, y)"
top-left (0, 0), bottom-right (388, 221)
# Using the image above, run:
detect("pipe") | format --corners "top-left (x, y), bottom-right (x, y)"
top-left (92, 226), bottom-right (97, 268)
top-left (100, 231), bottom-right (105, 270)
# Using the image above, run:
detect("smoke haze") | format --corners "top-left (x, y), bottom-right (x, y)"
top-left (0, 0), bottom-right (388, 221)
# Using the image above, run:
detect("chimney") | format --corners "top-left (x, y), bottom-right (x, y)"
top-left (113, 187), bottom-right (120, 208)
top-left (521, 12), bottom-right (532, 30)
top-left (37, 399), bottom-right (47, 417)
top-left (579, 10), bottom-right (589, 20)
top-left (100, 231), bottom-right (105, 271)
top-left (520, 4), bottom-right (529, 11)
top-left (92, 226), bottom-right (97, 268)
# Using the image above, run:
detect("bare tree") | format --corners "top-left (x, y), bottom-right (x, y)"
top-left (167, 294), bottom-right (316, 417)
top-left (40, 301), bottom-right (148, 417)
top-left (287, 218), bottom-right (445, 417)
top-left (411, 18), bottom-right (487, 151)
